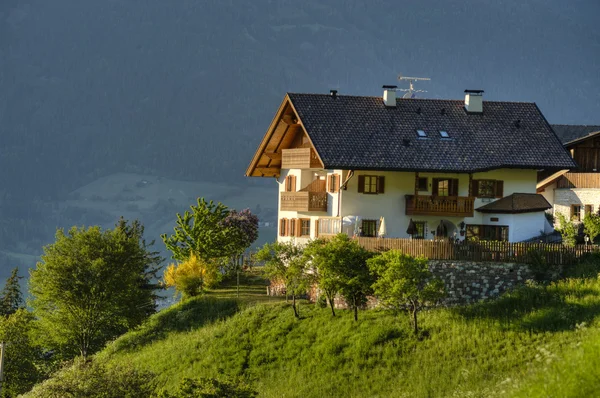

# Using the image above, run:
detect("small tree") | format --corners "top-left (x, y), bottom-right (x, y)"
top-left (163, 254), bottom-right (220, 299)
top-left (318, 234), bottom-right (373, 321)
top-left (256, 241), bottom-right (308, 318)
top-left (368, 250), bottom-right (445, 335)
top-left (583, 212), bottom-right (600, 244)
top-left (0, 267), bottom-right (24, 317)
top-left (305, 235), bottom-right (371, 317)
top-left (556, 212), bottom-right (578, 247)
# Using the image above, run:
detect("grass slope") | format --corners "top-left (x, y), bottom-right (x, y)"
top-left (91, 273), bottom-right (600, 398)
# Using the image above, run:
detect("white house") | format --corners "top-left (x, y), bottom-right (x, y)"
top-left (538, 124), bottom-right (600, 224)
top-left (246, 88), bottom-right (576, 244)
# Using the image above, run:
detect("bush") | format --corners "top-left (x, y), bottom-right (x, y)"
top-left (564, 252), bottom-right (600, 279)
top-left (163, 254), bottom-right (221, 299)
top-left (24, 358), bottom-right (156, 398)
top-left (526, 249), bottom-right (561, 282)
top-left (157, 377), bottom-right (257, 398)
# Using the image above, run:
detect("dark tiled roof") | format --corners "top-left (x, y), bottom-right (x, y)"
top-left (288, 93), bottom-right (576, 172)
top-left (476, 193), bottom-right (551, 214)
top-left (551, 124), bottom-right (600, 145)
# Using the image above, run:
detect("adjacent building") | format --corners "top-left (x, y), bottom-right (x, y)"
top-left (538, 125), bottom-right (600, 223)
top-left (246, 88), bottom-right (575, 244)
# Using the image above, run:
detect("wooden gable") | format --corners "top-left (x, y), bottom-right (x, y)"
top-left (245, 95), bottom-right (324, 177)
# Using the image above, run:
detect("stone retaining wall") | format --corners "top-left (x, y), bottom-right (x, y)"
top-left (269, 261), bottom-right (533, 306)
top-left (429, 261), bottom-right (532, 305)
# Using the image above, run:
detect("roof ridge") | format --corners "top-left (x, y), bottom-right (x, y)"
top-left (287, 92), bottom-right (536, 105)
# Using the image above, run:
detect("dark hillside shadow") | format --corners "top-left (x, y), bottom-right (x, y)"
top-left (109, 297), bottom-right (240, 353)
top-left (453, 280), bottom-right (600, 332)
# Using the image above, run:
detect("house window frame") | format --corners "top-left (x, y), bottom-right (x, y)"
top-left (412, 221), bottom-right (427, 239)
top-left (300, 219), bottom-right (311, 237)
top-left (361, 219), bottom-right (378, 237)
top-left (571, 204), bottom-right (582, 221)
top-left (584, 204), bottom-right (594, 217)
top-left (417, 177), bottom-right (428, 192)
top-left (477, 180), bottom-right (496, 198)
top-left (466, 224), bottom-right (509, 242)
top-left (363, 175), bottom-right (379, 194)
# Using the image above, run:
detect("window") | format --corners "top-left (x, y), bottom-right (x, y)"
top-left (416, 129), bottom-right (427, 138)
top-left (300, 219), bottom-right (311, 237)
top-left (412, 221), bottom-right (426, 239)
top-left (358, 175), bottom-right (385, 194)
top-left (289, 219), bottom-right (297, 236)
top-left (571, 205), bottom-right (582, 221)
top-left (471, 179), bottom-right (503, 198)
top-left (318, 218), bottom-right (341, 235)
top-left (466, 224), bottom-right (509, 241)
top-left (279, 218), bottom-right (288, 236)
top-left (417, 177), bottom-right (428, 191)
top-left (285, 175), bottom-right (296, 192)
top-left (364, 176), bottom-right (378, 194)
top-left (585, 205), bottom-right (594, 216)
top-left (328, 174), bottom-right (340, 193)
top-left (439, 131), bottom-right (450, 138)
top-left (466, 225), bottom-right (509, 241)
top-left (361, 219), bottom-right (378, 237)
top-left (432, 178), bottom-right (458, 196)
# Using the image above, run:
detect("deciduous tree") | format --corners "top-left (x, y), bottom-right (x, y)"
top-left (256, 241), bottom-right (309, 318)
top-left (29, 220), bottom-right (163, 359)
top-left (163, 254), bottom-right (220, 299)
top-left (368, 250), bottom-right (445, 335)
top-left (556, 213), bottom-right (578, 247)
top-left (583, 212), bottom-right (600, 244)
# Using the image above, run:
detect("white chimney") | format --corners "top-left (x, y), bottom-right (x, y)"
top-left (464, 90), bottom-right (484, 113)
top-left (383, 85), bottom-right (397, 107)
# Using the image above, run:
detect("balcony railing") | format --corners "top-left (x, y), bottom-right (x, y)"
top-left (281, 148), bottom-right (321, 169)
top-left (405, 195), bottom-right (475, 217)
top-left (280, 191), bottom-right (328, 212)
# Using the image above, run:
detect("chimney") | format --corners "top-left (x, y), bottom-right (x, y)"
top-left (383, 85), bottom-right (398, 107)
top-left (464, 89), bottom-right (484, 113)
top-left (330, 89), bottom-right (338, 99)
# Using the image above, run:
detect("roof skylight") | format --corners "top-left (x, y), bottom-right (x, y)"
top-left (439, 131), bottom-right (450, 138)
top-left (416, 130), bottom-right (427, 138)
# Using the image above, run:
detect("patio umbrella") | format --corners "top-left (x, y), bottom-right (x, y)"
top-left (436, 220), bottom-right (447, 237)
top-left (378, 217), bottom-right (387, 237)
top-left (406, 218), bottom-right (417, 235)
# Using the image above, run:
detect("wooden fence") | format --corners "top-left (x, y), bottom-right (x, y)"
top-left (355, 237), bottom-right (600, 265)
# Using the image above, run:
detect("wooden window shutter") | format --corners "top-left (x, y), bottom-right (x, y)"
top-left (358, 175), bottom-right (365, 193)
top-left (279, 219), bottom-right (284, 236)
top-left (288, 219), bottom-right (294, 236)
top-left (334, 174), bottom-right (340, 193)
top-left (471, 180), bottom-right (479, 197)
top-left (432, 178), bottom-right (439, 196)
top-left (495, 180), bottom-right (504, 198)
top-left (295, 218), bottom-right (302, 237)
top-left (447, 179), bottom-right (457, 196)
top-left (377, 176), bottom-right (385, 194)
top-left (291, 176), bottom-right (296, 192)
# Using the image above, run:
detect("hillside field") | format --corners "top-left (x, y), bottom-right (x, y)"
top-left (25, 271), bottom-right (600, 397)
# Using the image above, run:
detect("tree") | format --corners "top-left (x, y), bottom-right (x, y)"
top-left (0, 309), bottom-right (44, 397)
top-left (368, 250), bottom-right (445, 335)
top-left (0, 267), bottom-right (23, 317)
top-left (304, 235), bottom-right (367, 317)
top-left (163, 254), bottom-right (220, 299)
top-left (256, 241), bottom-right (309, 318)
top-left (330, 235), bottom-right (374, 321)
top-left (556, 212), bottom-right (578, 247)
top-left (29, 220), bottom-right (163, 359)
top-left (583, 212), bottom-right (600, 244)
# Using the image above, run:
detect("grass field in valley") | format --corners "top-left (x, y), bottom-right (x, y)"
top-left (66, 268), bottom-right (600, 398)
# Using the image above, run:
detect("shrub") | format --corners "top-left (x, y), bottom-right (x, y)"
top-left (556, 213), bottom-right (577, 247)
top-left (526, 249), bottom-right (561, 282)
top-left (564, 252), bottom-right (600, 279)
top-left (24, 358), bottom-right (156, 398)
top-left (157, 376), bottom-right (258, 398)
top-left (163, 254), bottom-right (221, 299)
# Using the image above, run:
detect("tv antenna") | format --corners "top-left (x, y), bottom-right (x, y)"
top-left (398, 75), bottom-right (431, 98)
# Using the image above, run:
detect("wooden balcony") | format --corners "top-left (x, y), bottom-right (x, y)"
top-left (405, 195), bottom-right (475, 217)
top-left (557, 172), bottom-right (600, 189)
top-left (281, 148), bottom-right (321, 169)
top-left (280, 191), bottom-right (328, 212)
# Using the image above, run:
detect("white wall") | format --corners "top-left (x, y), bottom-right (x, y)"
top-left (276, 167), bottom-right (541, 242)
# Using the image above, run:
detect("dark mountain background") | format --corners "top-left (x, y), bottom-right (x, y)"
top-left (0, 0), bottom-right (599, 281)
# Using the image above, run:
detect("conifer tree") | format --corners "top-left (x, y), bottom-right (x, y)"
top-left (0, 267), bottom-right (23, 317)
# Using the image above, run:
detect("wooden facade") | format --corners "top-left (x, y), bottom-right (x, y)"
top-left (556, 172), bottom-right (600, 189)
top-left (281, 148), bottom-right (321, 169)
top-left (405, 195), bottom-right (475, 217)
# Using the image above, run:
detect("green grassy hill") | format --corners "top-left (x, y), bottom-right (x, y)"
top-left (28, 273), bottom-right (600, 397)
